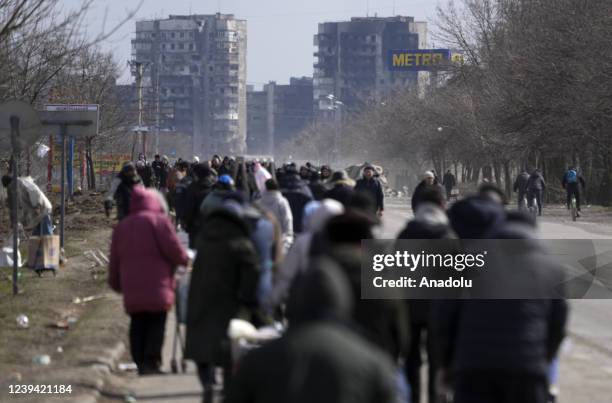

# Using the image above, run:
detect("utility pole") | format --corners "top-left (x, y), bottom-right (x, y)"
top-left (129, 61), bottom-right (145, 161)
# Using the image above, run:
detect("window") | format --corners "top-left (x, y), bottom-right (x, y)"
top-left (161, 44), bottom-right (166, 50)
top-left (180, 32), bottom-right (184, 38)
top-left (189, 43), bottom-right (195, 50)
top-left (179, 43), bottom-right (184, 50)
top-left (171, 43), bottom-right (175, 50)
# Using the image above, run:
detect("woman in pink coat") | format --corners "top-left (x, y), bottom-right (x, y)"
top-left (109, 186), bottom-right (188, 375)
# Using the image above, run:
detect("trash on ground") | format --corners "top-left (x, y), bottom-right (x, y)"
top-left (33, 354), bottom-right (51, 365)
top-left (73, 294), bottom-right (106, 304)
top-left (16, 314), bottom-right (29, 329)
top-left (118, 362), bottom-right (138, 372)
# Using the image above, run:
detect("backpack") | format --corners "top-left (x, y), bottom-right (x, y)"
top-left (565, 170), bottom-right (577, 184)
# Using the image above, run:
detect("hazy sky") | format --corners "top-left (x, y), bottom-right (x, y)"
top-left (73, 0), bottom-right (440, 86)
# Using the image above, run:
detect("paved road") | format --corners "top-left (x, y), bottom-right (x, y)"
top-left (119, 200), bottom-right (612, 403)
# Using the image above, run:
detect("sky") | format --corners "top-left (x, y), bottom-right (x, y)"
top-left (69, 0), bottom-right (440, 86)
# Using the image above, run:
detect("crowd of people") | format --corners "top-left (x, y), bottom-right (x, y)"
top-left (106, 154), bottom-right (568, 403)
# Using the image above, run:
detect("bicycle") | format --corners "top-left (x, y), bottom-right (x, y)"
top-left (569, 195), bottom-right (578, 222)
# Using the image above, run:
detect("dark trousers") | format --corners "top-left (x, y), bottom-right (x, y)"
top-left (445, 186), bottom-right (453, 200)
top-left (454, 372), bottom-right (548, 403)
top-left (197, 362), bottom-right (233, 403)
top-left (517, 191), bottom-right (526, 210)
top-left (129, 311), bottom-right (167, 375)
top-left (566, 185), bottom-right (581, 211)
top-left (527, 189), bottom-right (543, 214)
top-left (406, 323), bottom-right (436, 403)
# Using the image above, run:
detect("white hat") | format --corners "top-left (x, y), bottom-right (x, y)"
top-left (424, 171), bottom-right (435, 179)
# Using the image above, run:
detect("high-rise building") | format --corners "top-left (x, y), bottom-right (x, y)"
top-left (131, 14), bottom-right (247, 157)
top-left (313, 16), bottom-right (427, 119)
top-left (247, 77), bottom-right (314, 156)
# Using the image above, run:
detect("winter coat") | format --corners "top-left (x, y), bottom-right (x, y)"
top-left (108, 187), bottom-right (189, 314)
top-left (411, 181), bottom-right (446, 212)
top-left (309, 180), bottom-right (328, 201)
top-left (268, 199), bottom-right (344, 309)
top-left (324, 183), bottom-right (355, 206)
top-left (442, 172), bottom-right (456, 190)
top-left (185, 207), bottom-right (260, 365)
top-left (183, 175), bottom-right (216, 244)
top-left (432, 240), bottom-right (568, 377)
top-left (109, 172), bottom-right (143, 221)
top-left (280, 174), bottom-right (313, 233)
top-left (137, 165), bottom-right (155, 188)
top-left (513, 172), bottom-right (530, 193)
top-left (329, 246), bottom-right (409, 361)
top-left (226, 260), bottom-right (397, 403)
top-left (354, 177), bottom-right (384, 211)
top-left (526, 172), bottom-right (546, 191)
top-left (258, 190), bottom-right (294, 252)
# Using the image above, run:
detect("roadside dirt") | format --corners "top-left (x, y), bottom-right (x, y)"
top-left (0, 193), bottom-right (128, 401)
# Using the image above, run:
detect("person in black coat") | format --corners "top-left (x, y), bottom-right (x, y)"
top-left (526, 169), bottom-right (546, 216)
top-left (514, 170), bottom-right (530, 209)
top-left (442, 170), bottom-right (456, 199)
top-left (279, 165), bottom-right (313, 234)
top-left (354, 165), bottom-right (384, 216)
top-left (324, 171), bottom-right (355, 206)
top-left (104, 162), bottom-right (143, 220)
top-left (186, 200), bottom-right (260, 401)
top-left (411, 171), bottom-right (446, 212)
top-left (433, 199), bottom-right (568, 403)
top-left (308, 169), bottom-right (328, 201)
top-left (397, 185), bottom-right (454, 403)
top-left (325, 212), bottom-right (409, 364)
top-left (225, 258), bottom-right (398, 403)
top-left (183, 164), bottom-right (217, 247)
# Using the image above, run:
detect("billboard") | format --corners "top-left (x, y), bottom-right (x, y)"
top-left (388, 49), bottom-right (461, 71)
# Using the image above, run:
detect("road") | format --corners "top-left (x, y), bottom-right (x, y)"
top-left (114, 200), bottom-right (612, 403)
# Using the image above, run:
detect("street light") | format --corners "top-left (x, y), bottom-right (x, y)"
top-left (326, 94), bottom-right (344, 165)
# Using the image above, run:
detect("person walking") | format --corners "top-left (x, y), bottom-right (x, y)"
top-left (442, 170), bottom-right (456, 200)
top-left (279, 165), bottom-right (313, 234)
top-left (258, 178), bottom-right (294, 253)
top-left (108, 187), bottom-right (189, 375)
top-left (185, 199), bottom-right (260, 402)
top-left (514, 170), bottom-right (530, 210)
top-left (354, 164), bottom-right (384, 217)
top-left (105, 162), bottom-right (143, 220)
top-left (411, 171), bottom-right (445, 212)
top-left (182, 164), bottom-right (217, 247)
top-left (526, 169), bottom-right (546, 216)
top-left (324, 171), bottom-right (355, 206)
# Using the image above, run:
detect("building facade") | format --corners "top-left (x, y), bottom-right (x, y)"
top-left (247, 77), bottom-right (314, 156)
top-left (313, 16), bottom-right (427, 120)
top-left (131, 14), bottom-right (247, 157)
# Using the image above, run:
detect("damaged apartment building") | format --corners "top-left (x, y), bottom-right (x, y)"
top-left (314, 16), bottom-right (428, 121)
top-left (131, 14), bottom-right (247, 156)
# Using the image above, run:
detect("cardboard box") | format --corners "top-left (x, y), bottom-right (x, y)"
top-left (28, 236), bottom-right (60, 271)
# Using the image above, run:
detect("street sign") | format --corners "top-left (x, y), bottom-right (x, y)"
top-left (0, 100), bottom-right (42, 152)
top-left (39, 104), bottom-right (100, 137)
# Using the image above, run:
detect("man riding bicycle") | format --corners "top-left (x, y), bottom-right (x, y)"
top-left (562, 167), bottom-right (586, 217)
